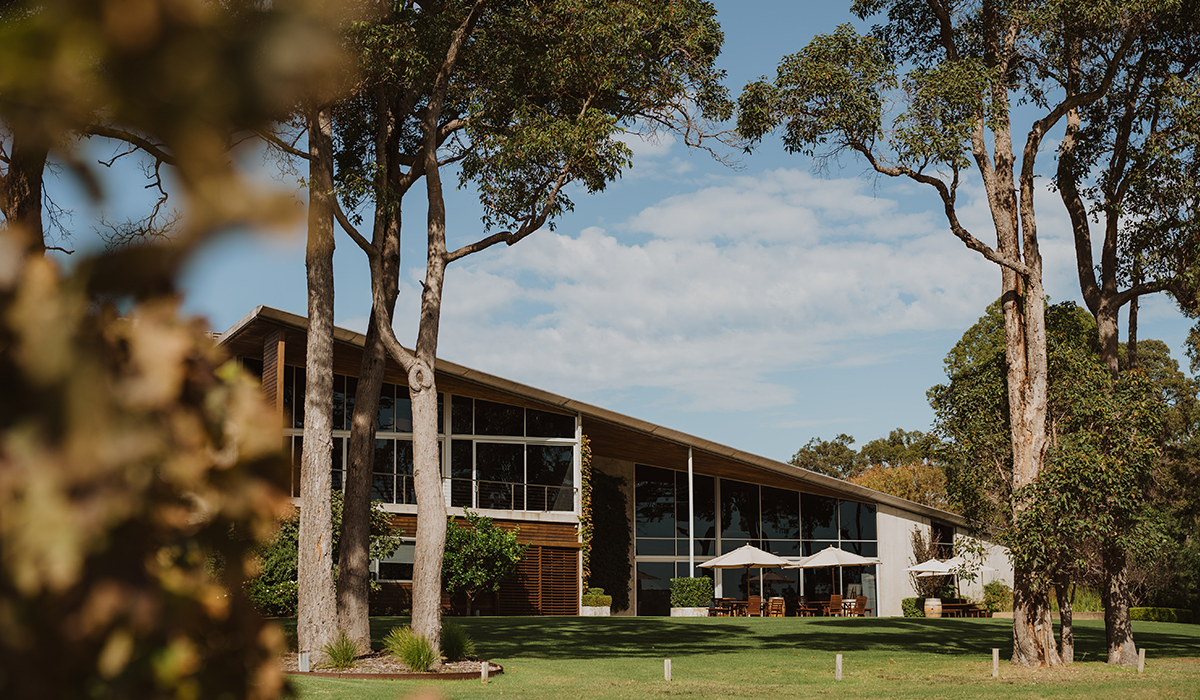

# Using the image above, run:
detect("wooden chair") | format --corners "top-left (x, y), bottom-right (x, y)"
top-left (847, 595), bottom-right (868, 617)
top-left (707, 597), bottom-right (729, 617)
top-left (823, 594), bottom-right (844, 616)
top-left (794, 596), bottom-right (814, 617)
top-left (766, 598), bottom-right (785, 617)
top-left (748, 595), bottom-right (762, 617)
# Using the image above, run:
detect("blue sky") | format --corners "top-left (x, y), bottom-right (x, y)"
top-left (51, 2), bottom-right (1197, 464)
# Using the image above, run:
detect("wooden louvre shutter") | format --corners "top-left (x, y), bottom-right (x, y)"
top-left (497, 546), bottom-right (580, 615)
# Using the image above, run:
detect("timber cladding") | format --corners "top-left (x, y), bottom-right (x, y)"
top-left (498, 546), bottom-right (579, 616)
top-left (388, 514), bottom-right (579, 548)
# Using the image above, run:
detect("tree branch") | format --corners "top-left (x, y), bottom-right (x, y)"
top-left (445, 168), bottom-right (571, 263)
top-left (333, 199), bottom-right (377, 257)
top-left (84, 125), bottom-right (178, 166)
top-left (254, 127), bottom-right (312, 161)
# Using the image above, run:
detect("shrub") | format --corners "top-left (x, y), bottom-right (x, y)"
top-left (243, 579), bottom-right (298, 618)
top-left (670, 577), bottom-right (714, 608)
top-left (321, 631), bottom-right (358, 671)
top-left (581, 587), bottom-right (613, 607)
top-left (983, 581), bottom-right (1012, 613)
top-left (441, 623), bottom-right (476, 661)
top-left (1130, 607), bottom-right (1194, 623)
top-left (902, 597), bottom-right (925, 617)
top-left (383, 626), bottom-right (438, 672)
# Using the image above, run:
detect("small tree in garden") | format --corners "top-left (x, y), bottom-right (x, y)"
top-left (909, 527), bottom-right (948, 599)
top-left (442, 511), bottom-right (528, 616)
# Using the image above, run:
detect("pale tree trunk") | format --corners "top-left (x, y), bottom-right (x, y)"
top-left (297, 103), bottom-right (338, 660)
top-left (336, 88), bottom-right (405, 652)
top-left (1054, 573), bottom-right (1075, 664)
top-left (0, 138), bottom-right (49, 259)
top-left (1103, 546), bottom-right (1138, 665)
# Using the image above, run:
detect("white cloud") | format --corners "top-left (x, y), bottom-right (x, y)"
top-left (419, 168), bottom-right (1004, 413)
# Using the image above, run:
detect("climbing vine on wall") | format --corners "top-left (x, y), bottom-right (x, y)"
top-left (579, 434), bottom-right (593, 589)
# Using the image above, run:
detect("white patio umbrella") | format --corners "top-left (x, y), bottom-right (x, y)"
top-left (698, 544), bottom-right (791, 599)
top-left (788, 546), bottom-right (882, 569)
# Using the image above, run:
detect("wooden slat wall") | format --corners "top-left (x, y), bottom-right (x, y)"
top-left (497, 545), bottom-right (579, 616)
top-left (262, 328), bottom-right (284, 420)
top-left (385, 515), bottom-right (578, 548)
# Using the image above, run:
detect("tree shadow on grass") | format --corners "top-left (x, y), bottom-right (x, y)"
top-left (416, 617), bottom-right (1200, 662)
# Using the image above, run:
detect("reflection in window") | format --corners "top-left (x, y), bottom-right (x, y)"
top-left (372, 439), bottom-right (395, 503)
top-left (527, 445), bottom-right (574, 511)
top-left (476, 442), bottom-right (524, 510)
top-left (839, 500), bottom-right (877, 540)
top-left (526, 407), bottom-right (575, 438)
top-left (475, 400), bottom-right (523, 436)
top-left (720, 479), bottom-right (760, 540)
top-left (801, 493), bottom-right (838, 540)
top-left (635, 466), bottom-right (675, 538)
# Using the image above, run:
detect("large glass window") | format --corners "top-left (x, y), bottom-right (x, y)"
top-left (635, 465), bottom-right (676, 555)
top-left (476, 442), bottom-right (524, 510)
top-left (475, 400), bottom-right (523, 436)
top-left (840, 500), bottom-right (877, 540)
top-left (801, 493), bottom-right (838, 540)
top-left (376, 540), bottom-right (415, 582)
top-left (527, 445), bottom-right (574, 511)
top-left (720, 479), bottom-right (760, 541)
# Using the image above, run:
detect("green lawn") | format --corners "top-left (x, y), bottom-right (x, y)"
top-left (282, 616), bottom-right (1200, 700)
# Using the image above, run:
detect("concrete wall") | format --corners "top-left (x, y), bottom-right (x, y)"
top-left (591, 455), bottom-right (637, 617)
top-left (876, 505), bottom-right (927, 617)
top-left (956, 535), bottom-right (1014, 602)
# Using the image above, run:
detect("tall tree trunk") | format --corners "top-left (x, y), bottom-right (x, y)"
top-left (1054, 573), bottom-right (1075, 664)
top-left (336, 88), bottom-right (405, 652)
top-left (1103, 547), bottom-right (1138, 665)
top-left (0, 139), bottom-right (49, 259)
top-left (1127, 294), bottom-right (1139, 370)
top-left (297, 103), bottom-right (338, 659)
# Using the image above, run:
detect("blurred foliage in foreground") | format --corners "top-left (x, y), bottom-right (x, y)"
top-left (1, 0), bottom-right (358, 697)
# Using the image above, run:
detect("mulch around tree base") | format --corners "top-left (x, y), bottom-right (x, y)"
top-left (281, 652), bottom-right (503, 680)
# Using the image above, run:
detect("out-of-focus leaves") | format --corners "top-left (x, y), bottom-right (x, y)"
top-left (0, 258), bottom-right (294, 698)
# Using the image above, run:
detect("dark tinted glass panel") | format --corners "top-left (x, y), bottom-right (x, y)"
top-left (527, 445), bottom-right (574, 512)
top-left (372, 473), bottom-right (394, 503)
top-left (635, 465), bottom-right (675, 538)
top-left (451, 395), bottom-right (473, 434)
top-left (450, 440), bottom-right (473, 508)
top-left (526, 408), bottom-right (575, 438)
top-left (765, 540), bottom-right (801, 556)
top-left (841, 541), bottom-right (878, 557)
top-left (344, 376), bottom-right (357, 429)
top-left (291, 435), bottom-right (302, 497)
top-left (395, 386), bottom-right (414, 432)
top-left (379, 562), bottom-right (413, 581)
top-left (438, 393), bottom-right (445, 434)
top-left (677, 563), bottom-right (715, 583)
top-left (842, 565), bottom-right (877, 612)
top-left (373, 439), bottom-right (394, 473)
top-left (396, 440), bottom-right (416, 505)
top-left (752, 566), bottom-right (798, 600)
top-left (720, 479), bottom-right (760, 540)
top-left (839, 501), bottom-right (877, 540)
top-left (804, 566), bottom-right (836, 600)
top-left (801, 493), bottom-right (838, 540)
top-left (802, 540), bottom-right (838, 556)
top-left (475, 399), bottom-right (523, 436)
top-left (283, 365), bottom-right (294, 428)
top-left (241, 357), bottom-right (263, 380)
top-left (331, 436), bottom-right (343, 491)
top-left (675, 471), bottom-right (690, 538)
top-left (377, 383), bottom-right (394, 432)
top-left (761, 486), bottom-right (799, 540)
top-left (721, 539), bottom-right (751, 553)
top-left (294, 366), bottom-right (308, 428)
top-left (332, 374), bottom-right (345, 429)
top-left (476, 442), bottom-right (524, 510)
top-left (721, 568), bottom-right (750, 601)
top-left (636, 562), bottom-right (674, 616)
top-left (635, 538), bottom-right (675, 556)
top-left (678, 539), bottom-right (718, 556)
top-left (693, 475), bottom-right (716, 540)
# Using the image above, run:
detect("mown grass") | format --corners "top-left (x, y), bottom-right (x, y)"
top-left (280, 616), bottom-right (1200, 700)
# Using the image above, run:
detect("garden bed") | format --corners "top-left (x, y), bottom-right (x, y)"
top-left (281, 652), bottom-right (502, 680)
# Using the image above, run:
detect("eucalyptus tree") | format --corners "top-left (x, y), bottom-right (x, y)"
top-left (737, 0), bottom-right (1172, 666)
top-left (1050, 3), bottom-right (1200, 665)
top-left (325, 0), bottom-right (733, 657)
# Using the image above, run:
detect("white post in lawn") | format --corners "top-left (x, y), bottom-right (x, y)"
top-left (664, 658), bottom-right (672, 681)
top-left (993, 648), bottom-right (999, 677)
top-left (481, 661), bottom-right (489, 684)
top-left (835, 654), bottom-right (843, 681)
top-left (687, 447), bottom-right (694, 575)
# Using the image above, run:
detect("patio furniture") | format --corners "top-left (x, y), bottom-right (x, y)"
top-left (766, 598), bottom-right (785, 617)
top-left (823, 594), bottom-right (844, 616)
top-left (748, 595), bottom-right (762, 617)
top-left (846, 595), bottom-right (868, 617)
top-left (707, 598), bottom-right (732, 617)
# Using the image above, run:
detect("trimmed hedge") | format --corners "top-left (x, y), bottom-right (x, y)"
top-left (581, 587), bottom-right (612, 607)
top-left (670, 577), bottom-right (714, 608)
top-left (902, 597), bottom-right (924, 618)
top-left (1130, 607), bottom-right (1193, 623)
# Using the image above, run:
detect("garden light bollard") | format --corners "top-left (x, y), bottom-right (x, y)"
top-left (992, 648), bottom-right (999, 677)
top-left (1138, 649), bottom-right (1145, 674)
top-left (298, 652), bottom-right (310, 673)
top-left (664, 658), bottom-right (671, 681)
top-left (482, 661), bottom-right (489, 684)
top-left (835, 654), bottom-right (842, 681)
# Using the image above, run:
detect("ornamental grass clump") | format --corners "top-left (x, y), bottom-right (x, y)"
top-left (321, 631), bottom-right (358, 671)
top-left (384, 626), bottom-right (438, 672)
top-left (441, 622), bottom-right (476, 661)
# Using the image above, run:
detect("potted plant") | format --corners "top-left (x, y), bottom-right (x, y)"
top-left (580, 587), bottom-right (612, 616)
top-left (670, 577), bottom-right (713, 617)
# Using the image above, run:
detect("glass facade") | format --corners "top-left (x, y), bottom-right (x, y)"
top-left (634, 464), bottom-right (879, 615)
top-left (279, 365), bottom-right (579, 514)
